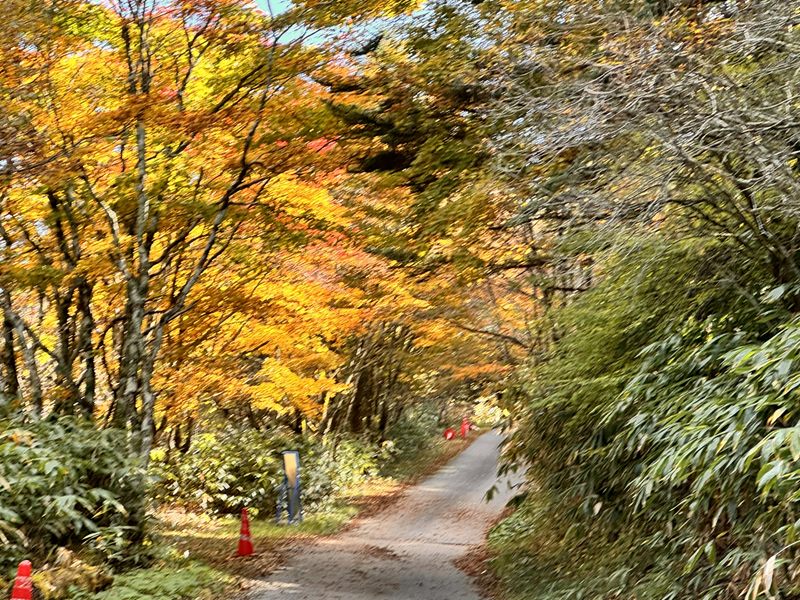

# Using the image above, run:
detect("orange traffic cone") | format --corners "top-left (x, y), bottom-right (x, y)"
top-left (461, 417), bottom-right (469, 438)
top-left (10, 560), bottom-right (32, 600)
top-left (237, 508), bottom-right (254, 556)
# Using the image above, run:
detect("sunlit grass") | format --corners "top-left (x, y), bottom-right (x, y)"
top-left (159, 505), bottom-right (358, 541)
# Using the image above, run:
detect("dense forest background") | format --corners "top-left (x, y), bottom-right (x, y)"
top-left (3, 0), bottom-right (800, 599)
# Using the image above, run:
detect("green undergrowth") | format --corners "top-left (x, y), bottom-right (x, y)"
top-left (149, 404), bottom-right (467, 518)
top-left (0, 416), bottom-right (149, 573)
top-left (63, 405), bottom-right (477, 600)
top-left (0, 550), bottom-right (232, 600)
top-left (487, 235), bottom-right (800, 600)
top-left (70, 562), bottom-right (233, 600)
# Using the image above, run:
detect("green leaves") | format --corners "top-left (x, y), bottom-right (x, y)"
top-left (0, 416), bottom-right (147, 571)
top-left (491, 227), bottom-right (800, 600)
top-left (756, 462), bottom-right (784, 495)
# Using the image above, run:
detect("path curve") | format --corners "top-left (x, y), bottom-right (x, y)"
top-left (250, 431), bottom-right (521, 600)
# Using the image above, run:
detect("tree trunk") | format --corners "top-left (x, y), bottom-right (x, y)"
top-left (1, 315), bottom-right (18, 402)
top-left (77, 280), bottom-right (96, 419)
top-left (114, 279), bottom-right (147, 431)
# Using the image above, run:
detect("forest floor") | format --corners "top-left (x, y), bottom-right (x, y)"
top-left (245, 431), bottom-right (522, 600)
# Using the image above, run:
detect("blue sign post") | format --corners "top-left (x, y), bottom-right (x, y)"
top-left (276, 450), bottom-right (303, 524)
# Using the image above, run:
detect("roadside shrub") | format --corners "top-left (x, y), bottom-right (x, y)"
top-left (0, 416), bottom-right (148, 572)
top-left (28, 549), bottom-right (114, 599)
top-left (151, 428), bottom-right (385, 516)
top-left (151, 429), bottom-right (315, 516)
top-left (493, 236), bottom-right (786, 600)
top-left (384, 404), bottom-right (442, 458)
top-left (150, 412), bottom-right (449, 518)
top-left (322, 438), bottom-right (381, 489)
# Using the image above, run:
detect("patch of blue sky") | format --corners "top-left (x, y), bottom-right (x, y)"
top-left (253, 0), bottom-right (414, 50)
top-left (254, 0), bottom-right (292, 17)
top-left (254, 0), bottom-right (339, 47)
top-left (251, 0), bottom-right (502, 72)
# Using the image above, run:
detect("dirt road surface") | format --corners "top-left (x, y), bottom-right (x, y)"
top-left (250, 430), bottom-right (521, 600)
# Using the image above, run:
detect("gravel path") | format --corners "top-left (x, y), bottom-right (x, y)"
top-left (250, 431), bottom-right (521, 600)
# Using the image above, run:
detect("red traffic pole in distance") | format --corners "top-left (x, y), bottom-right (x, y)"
top-left (461, 417), bottom-right (469, 438)
top-left (10, 560), bottom-right (32, 600)
top-left (238, 508), bottom-right (254, 556)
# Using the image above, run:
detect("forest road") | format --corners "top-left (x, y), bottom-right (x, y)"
top-left (249, 430), bottom-right (522, 600)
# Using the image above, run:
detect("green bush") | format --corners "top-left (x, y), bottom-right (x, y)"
top-left (149, 428), bottom-right (385, 516)
top-left (0, 416), bottom-right (148, 572)
top-left (149, 407), bottom-right (455, 518)
top-left (384, 404), bottom-right (442, 455)
top-left (494, 235), bottom-right (790, 600)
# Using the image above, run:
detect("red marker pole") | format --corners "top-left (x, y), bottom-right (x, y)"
top-left (10, 560), bottom-right (32, 600)
top-left (238, 508), bottom-right (254, 556)
top-left (461, 417), bottom-right (469, 438)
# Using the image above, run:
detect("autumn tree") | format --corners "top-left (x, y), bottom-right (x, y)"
top-left (311, 1), bottom-right (566, 403)
top-left (0, 0), bottom-right (362, 457)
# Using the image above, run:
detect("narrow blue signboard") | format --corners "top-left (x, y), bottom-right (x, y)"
top-left (275, 450), bottom-right (303, 524)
